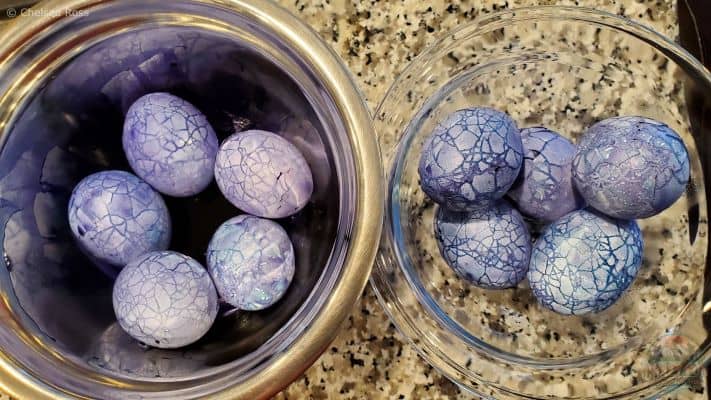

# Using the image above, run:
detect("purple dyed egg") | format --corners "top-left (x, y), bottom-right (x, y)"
top-left (67, 170), bottom-right (171, 267)
top-left (113, 251), bottom-right (218, 348)
top-left (418, 107), bottom-right (523, 211)
top-left (214, 130), bottom-right (313, 218)
top-left (528, 209), bottom-right (643, 315)
top-left (508, 127), bottom-right (584, 223)
top-left (572, 116), bottom-right (690, 219)
top-left (434, 201), bottom-right (531, 289)
top-left (123, 92), bottom-right (219, 197)
top-left (207, 215), bottom-right (295, 311)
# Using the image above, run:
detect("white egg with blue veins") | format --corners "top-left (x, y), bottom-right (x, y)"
top-left (112, 251), bottom-right (219, 349)
top-left (434, 201), bottom-right (531, 289)
top-left (418, 107), bottom-right (523, 211)
top-left (207, 215), bottom-right (295, 311)
top-left (67, 170), bottom-right (171, 267)
top-left (528, 209), bottom-right (644, 315)
top-left (123, 92), bottom-right (219, 197)
top-left (572, 116), bottom-right (690, 219)
top-left (508, 127), bottom-right (585, 223)
top-left (214, 130), bottom-right (313, 219)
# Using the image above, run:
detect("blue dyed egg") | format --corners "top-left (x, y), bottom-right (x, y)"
top-left (572, 116), bottom-right (690, 219)
top-left (418, 107), bottom-right (523, 211)
top-left (528, 209), bottom-right (643, 315)
top-left (68, 170), bottom-right (171, 267)
top-left (508, 127), bottom-right (584, 223)
top-left (207, 215), bottom-right (295, 310)
top-left (434, 201), bottom-right (531, 289)
top-left (123, 92), bottom-right (219, 197)
top-left (113, 251), bottom-right (218, 349)
top-left (214, 130), bottom-right (313, 218)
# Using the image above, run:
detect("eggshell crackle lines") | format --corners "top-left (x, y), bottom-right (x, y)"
top-left (508, 127), bottom-right (584, 223)
top-left (67, 170), bottom-right (171, 267)
top-left (207, 215), bottom-right (295, 311)
top-left (418, 107), bottom-right (523, 211)
top-left (123, 92), bottom-right (219, 197)
top-left (214, 130), bottom-right (314, 219)
top-left (434, 201), bottom-right (531, 289)
top-left (112, 251), bottom-right (219, 349)
top-left (572, 116), bottom-right (690, 219)
top-left (528, 209), bottom-right (644, 315)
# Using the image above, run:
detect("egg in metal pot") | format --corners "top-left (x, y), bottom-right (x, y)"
top-left (123, 92), bottom-right (219, 197)
top-left (214, 130), bottom-right (313, 219)
top-left (67, 170), bottom-right (171, 268)
top-left (112, 251), bottom-right (219, 349)
top-left (207, 215), bottom-right (295, 311)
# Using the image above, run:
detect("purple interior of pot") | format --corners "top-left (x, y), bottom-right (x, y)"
top-left (0, 27), bottom-right (339, 378)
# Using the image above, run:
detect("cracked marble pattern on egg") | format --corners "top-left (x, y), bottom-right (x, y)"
top-left (418, 107), bottom-right (523, 211)
top-left (214, 130), bottom-right (313, 218)
top-left (207, 215), bottom-right (295, 311)
top-left (67, 170), bottom-right (171, 267)
top-left (528, 209), bottom-right (644, 315)
top-left (434, 201), bottom-right (531, 289)
top-left (123, 92), bottom-right (219, 197)
top-left (112, 251), bottom-right (218, 349)
top-left (508, 127), bottom-right (584, 223)
top-left (572, 116), bottom-right (690, 219)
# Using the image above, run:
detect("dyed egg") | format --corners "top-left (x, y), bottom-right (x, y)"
top-left (68, 170), bottom-right (171, 267)
top-left (207, 215), bottom-right (295, 310)
top-left (214, 130), bottom-right (313, 218)
top-left (123, 92), bottom-right (219, 197)
top-left (528, 209), bottom-right (643, 315)
top-left (572, 116), bottom-right (690, 219)
top-left (508, 127), bottom-right (584, 223)
top-left (434, 201), bottom-right (531, 289)
top-left (113, 251), bottom-right (218, 349)
top-left (418, 107), bottom-right (523, 211)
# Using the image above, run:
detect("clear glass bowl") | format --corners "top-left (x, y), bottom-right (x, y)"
top-left (372, 6), bottom-right (711, 399)
top-left (0, 0), bottom-right (382, 399)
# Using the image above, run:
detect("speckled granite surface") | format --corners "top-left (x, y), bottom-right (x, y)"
top-left (272, 0), bottom-right (707, 399)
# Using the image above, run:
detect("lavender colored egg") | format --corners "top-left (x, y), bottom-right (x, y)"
top-left (214, 130), bottom-right (313, 218)
top-left (528, 209), bottom-right (643, 315)
top-left (112, 251), bottom-right (218, 349)
top-left (207, 215), bottom-right (295, 310)
top-left (508, 127), bottom-right (584, 223)
top-left (572, 116), bottom-right (690, 219)
top-left (67, 170), bottom-right (171, 267)
top-left (434, 201), bottom-right (531, 289)
top-left (418, 107), bottom-right (523, 211)
top-left (123, 92), bottom-right (219, 197)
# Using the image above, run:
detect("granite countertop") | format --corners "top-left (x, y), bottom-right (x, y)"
top-left (272, 0), bottom-right (706, 399)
